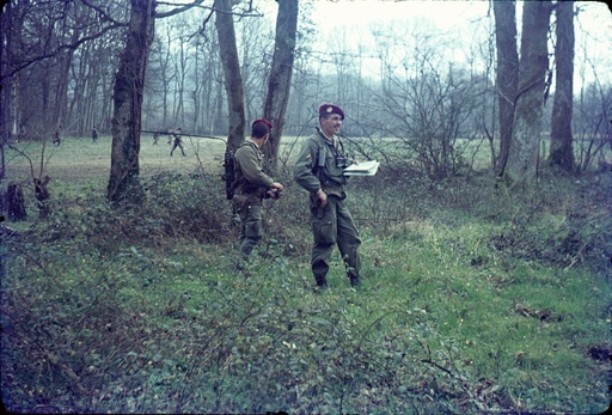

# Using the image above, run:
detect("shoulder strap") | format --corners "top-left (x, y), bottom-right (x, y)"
top-left (316, 136), bottom-right (326, 169)
top-left (237, 141), bottom-right (252, 151)
top-left (315, 131), bottom-right (345, 167)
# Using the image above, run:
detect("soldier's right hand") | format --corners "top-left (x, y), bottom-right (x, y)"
top-left (316, 188), bottom-right (328, 208)
top-left (267, 188), bottom-right (282, 200)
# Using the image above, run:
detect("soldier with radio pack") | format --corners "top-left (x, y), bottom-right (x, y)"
top-left (231, 118), bottom-right (284, 268)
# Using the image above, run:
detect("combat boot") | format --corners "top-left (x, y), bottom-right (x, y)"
top-left (348, 271), bottom-right (361, 287)
top-left (314, 274), bottom-right (328, 291)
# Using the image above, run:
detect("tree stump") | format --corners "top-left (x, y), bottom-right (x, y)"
top-left (34, 176), bottom-right (51, 220)
top-left (7, 182), bottom-right (27, 221)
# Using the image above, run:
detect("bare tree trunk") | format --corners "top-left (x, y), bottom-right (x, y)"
top-left (42, 61), bottom-right (51, 131)
top-left (107, 0), bottom-right (155, 204)
top-left (263, 0), bottom-right (299, 173)
top-left (202, 32), bottom-right (220, 134)
top-left (214, 0), bottom-right (245, 152)
top-left (504, 1), bottom-right (552, 187)
top-left (85, 61), bottom-right (101, 133)
top-left (0, 1), bottom-right (12, 182)
top-left (7, 183), bottom-right (27, 221)
top-left (53, 7), bottom-right (79, 131)
top-left (549, 0), bottom-right (575, 173)
top-left (176, 36), bottom-right (189, 128)
top-left (191, 41), bottom-right (202, 133)
top-left (213, 76), bottom-right (224, 134)
top-left (101, 67), bottom-right (112, 133)
top-left (158, 32), bottom-right (174, 129)
top-left (493, 0), bottom-right (518, 176)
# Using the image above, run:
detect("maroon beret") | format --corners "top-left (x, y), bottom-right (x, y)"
top-left (319, 103), bottom-right (344, 120)
top-left (252, 118), bottom-right (273, 129)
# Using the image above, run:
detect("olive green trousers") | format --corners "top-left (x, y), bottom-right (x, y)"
top-left (236, 200), bottom-right (263, 261)
top-left (310, 195), bottom-right (361, 284)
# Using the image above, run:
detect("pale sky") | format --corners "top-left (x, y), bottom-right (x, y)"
top-left (307, 0), bottom-right (491, 74)
top-left (263, 0), bottom-right (611, 87)
top-left (310, 0), bottom-right (488, 31)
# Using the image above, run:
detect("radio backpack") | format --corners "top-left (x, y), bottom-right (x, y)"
top-left (223, 142), bottom-right (250, 200)
top-left (223, 148), bottom-right (235, 200)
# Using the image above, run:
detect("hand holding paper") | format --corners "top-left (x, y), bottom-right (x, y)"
top-left (343, 160), bottom-right (380, 176)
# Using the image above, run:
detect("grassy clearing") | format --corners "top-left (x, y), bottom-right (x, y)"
top-left (1, 136), bottom-right (611, 414)
top-left (6, 134), bottom-right (227, 184)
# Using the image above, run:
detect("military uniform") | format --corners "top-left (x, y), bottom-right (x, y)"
top-left (233, 141), bottom-right (275, 261)
top-left (294, 129), bottom-right (361, 287)
top-left (52, 125), bottom-right (62, 147)
top-left (170, 128), bottom-right (185, 156)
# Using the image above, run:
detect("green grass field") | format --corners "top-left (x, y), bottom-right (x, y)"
top-left (6, 134), bottom-right (227, 184)
top-left (2, 135), bottom-right (611, 414)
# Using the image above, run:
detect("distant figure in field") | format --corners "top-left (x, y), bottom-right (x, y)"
top-left (18, 124), bottom-right (27, 142)
top-left (152, 132), bottom-right (161, 145)
top-left (170, 127), bottom-right (185, 157)
top-left (52, 124), bottom-right (63, 147)
top-left (92, 127), bottom-right (98, 143)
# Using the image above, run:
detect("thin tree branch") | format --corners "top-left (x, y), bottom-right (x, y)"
top-left (154, 0), bottom-right (206, 19)
top-left (78, 0), bottom-right (126, 25)
top-left (1, 22), bottom-right (124, 81)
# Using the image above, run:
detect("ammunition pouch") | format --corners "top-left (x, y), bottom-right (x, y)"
top-left (232, 194), bottom-right (248, 212)
top-left (236, 179), bottom-right (267, 198)
top-left (321, 180), bottom-right (345, 200)
top-left (324, 187), bottom-right (345, 199)
top-left (233, 187), bottom-right (266, 212)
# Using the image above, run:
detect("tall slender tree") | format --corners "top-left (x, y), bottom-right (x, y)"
top-left (493, 0), bottom-right (518, 176)
top-left (106, 0), bottom-right (204, 204)
top-left (262, 0), bottom-right (299, 173)
top-left (549, 0), bottom-right (575, 173)
top-left (503, 1), bottom-right (553, 187)
top-left (107, 0), bottom-right (155, 204)
top-left (214, 0), bottom-right (245, 152)
top-left (0, 0), bottom-right (13, 182)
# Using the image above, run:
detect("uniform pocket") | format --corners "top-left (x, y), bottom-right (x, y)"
top-left (244, 219), bottom-right (263, 239)
top-left (312, 217), bottom-right (335, 245)
top-left (232, 194), bottom-right (247, 212)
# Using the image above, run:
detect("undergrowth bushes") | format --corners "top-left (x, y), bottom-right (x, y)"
top-left (1, 240), bottom-right (516, 413)
top-left (349, 166), bottom-right (610, 277)
top-left (144, 172), bottom-right (231, 245)
top-left (484, 172), bottom-right (612, 275)
top-left (21, 172), bottom-right (236, 254)
top-left (1, 166), bottom-right (610, 413)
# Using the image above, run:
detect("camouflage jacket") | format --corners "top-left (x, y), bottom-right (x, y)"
top-left (233, 141), bottom-right (274, 200)
top-left (294, 130), bottom-right (348, 196)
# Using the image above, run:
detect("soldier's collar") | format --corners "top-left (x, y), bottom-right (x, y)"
top-left (316, 128), bottom-right (336, 145)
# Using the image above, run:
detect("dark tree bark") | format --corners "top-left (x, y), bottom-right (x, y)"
top-left (107, 0), bottom-right (155, 204)
top-left (263, 0), bottom-right (299, 174)
top-left (504, 1), bottom-right (553, 187)
top-left (52, 4), bottom-right (79, 130)
top-left (493, 0), bottom-right (518, 176)
top-left (0, 1), bottom-right (11, 183)
top-left (549, 0), bottom-right (575, 173)
top-left (214, 0), bottom-right (245, 152)
top-left (33, 175), bottom-right (51, 219)
top-left (7, 182), bottom-right (26, 222)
